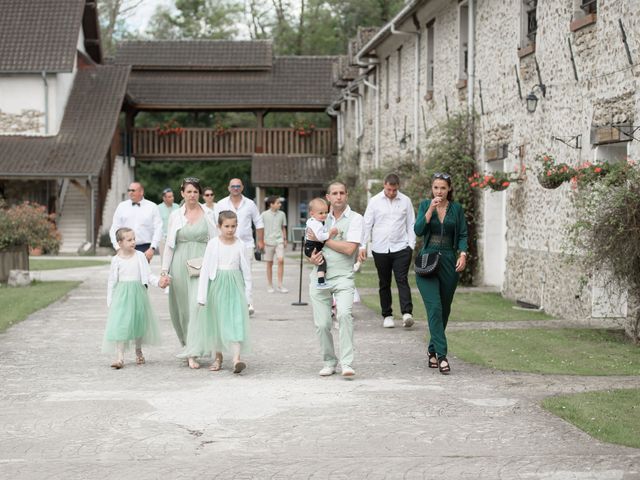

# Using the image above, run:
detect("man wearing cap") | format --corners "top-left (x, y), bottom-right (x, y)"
top-left (109, 182), bottom-right (162, 262)
top-left (158, 187), bottom-right (179, 262)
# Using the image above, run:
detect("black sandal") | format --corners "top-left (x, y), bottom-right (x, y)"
top-left (428, 351), bottom-right (438, 368)
top-left (438, 356), bottom-right (451, 375)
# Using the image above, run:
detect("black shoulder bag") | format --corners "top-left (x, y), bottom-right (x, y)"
top-left (414, 208), bottom-right (445, 277)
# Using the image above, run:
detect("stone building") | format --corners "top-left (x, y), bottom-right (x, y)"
top-left (333, 0), bottom-right (639, 329)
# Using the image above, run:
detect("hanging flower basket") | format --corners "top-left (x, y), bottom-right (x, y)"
top-left (156, 119), bottom-right (184, 137)
top-left (537, 173), bottom-right (565, 189)
top-left (214, 122), bottom-right (230, 137)
top-left (536, 154), bottom-right (574, 189)
top-left (468, 165), bottom-right (525, 192)
top-left (292, 120), bottom-right (316, 137)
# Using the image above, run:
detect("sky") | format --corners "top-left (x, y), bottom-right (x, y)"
top-left (123, 0), bottom-right (175, 34)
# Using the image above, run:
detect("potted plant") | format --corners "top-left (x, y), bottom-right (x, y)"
top-left (292, 120), bottom-right (316, 137)
top-left (156, 119), bottom-right (184, 137)
top-left (537, 153), bottom-right (575, 189)
top-left (468, 165), bottom-right (525, 192)
top-left (0, 200), bottom-right (61, 281)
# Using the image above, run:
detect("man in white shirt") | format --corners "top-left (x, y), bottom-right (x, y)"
top-left (109, 182), bottom-right (163, 262)
top-left (214, 178), bottom-right (264, 314)
top-left (359, 173), bottom-right (416, 329)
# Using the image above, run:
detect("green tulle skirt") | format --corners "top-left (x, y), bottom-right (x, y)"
top-left (102, 281), bottom-right (161, 353)
top-left (179, 270), bottom-right (250, 358)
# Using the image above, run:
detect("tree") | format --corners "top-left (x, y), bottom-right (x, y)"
top-left (146, 0), bottom-right (243, 39)
top-left (98, 0), bottom-right (144, 55)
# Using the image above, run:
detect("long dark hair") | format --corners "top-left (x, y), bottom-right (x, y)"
top-left (430, 173), bottom-right (454, 201)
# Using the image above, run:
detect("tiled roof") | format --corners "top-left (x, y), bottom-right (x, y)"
top-left (126, 56), bottom-right (338, 109)
top-left (113, 40), bottom-right (273, 70)
top-left (0, 65), bottom-right (130, 177)
top-left (0, 0), bottom-right (84, 72)
top-left (252, 155), bottom-right (338, 186)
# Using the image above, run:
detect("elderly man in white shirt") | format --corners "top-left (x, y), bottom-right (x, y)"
top-left (109, 182), bottom-right (162, 263)
top-left (214, 178), bottom-right (264, 314)
top-left (359, 173), bottom-right (416, 329)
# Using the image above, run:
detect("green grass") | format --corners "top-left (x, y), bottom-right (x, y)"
top-left (361, 291), bottom-right (554, 322)
top-left (29, 258), bottom-right (109, 271)
top-left (0, 281), bottom-right (80, 332)
top-left (448, 328), bottom-right (640, 375)
top-left (543, 389), bottom-right (640, 448)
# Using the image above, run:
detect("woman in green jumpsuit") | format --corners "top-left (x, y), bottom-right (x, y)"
top-left (414, 173), bottom-right (468, 374)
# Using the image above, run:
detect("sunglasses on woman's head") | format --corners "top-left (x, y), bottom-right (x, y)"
top-left (433, 172), bottom-right (451, 180)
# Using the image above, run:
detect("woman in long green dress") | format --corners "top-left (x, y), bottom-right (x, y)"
top-left (161, 178), bottom-right (217, 368)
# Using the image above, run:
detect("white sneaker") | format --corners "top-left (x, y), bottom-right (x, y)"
top-left (352, 261), bottom-right (361, 272)
top-left (402, 313), bottom-right (414, 328)
top-left (248, 304), bottom-right (255, 316)
top-left (267, 286), bottom-right (275, 293)
top-left (383, 316), bottom-right (395, 328)
top-left (341, 365), bottom-right (355, 377)
top-left (319, 366), bottom-right (336, 376)
top-left (277, 286), bottom-right (289, 293)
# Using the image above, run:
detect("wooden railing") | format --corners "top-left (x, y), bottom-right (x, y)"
top-left (131, 127), bottom-right (334, 158)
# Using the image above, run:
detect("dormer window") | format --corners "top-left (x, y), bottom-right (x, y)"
top-left (580, 0), bottom-right (597, 14)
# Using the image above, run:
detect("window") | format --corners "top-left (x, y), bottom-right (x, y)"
top-left (580, 0), bottom-right (597, 14)
top-left (520, 0), bottom-right (537, 48)
top-left (459, 3), bottom-right (469, 80)
top-left (384, 56), bottom-right (390, 108)
top-left (426, 20), bottom-right (435, 96)
top-left (396, 46), bottom-right (403, 102)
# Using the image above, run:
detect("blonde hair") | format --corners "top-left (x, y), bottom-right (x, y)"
top-left (308, 197), bottom-right (329, 213)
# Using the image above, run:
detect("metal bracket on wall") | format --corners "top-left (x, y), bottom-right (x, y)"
top-left (612, 124), bottom-right (640, 142)
top-left (551, 134), bottom-right (582, 149)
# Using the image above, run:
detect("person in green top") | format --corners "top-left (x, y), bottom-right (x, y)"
top-left (157, 188), bottom-right (179, 262)
top-left (414, 173), bottom-right (468, 375)
top-left (260, 195), bottom-right (288, 293)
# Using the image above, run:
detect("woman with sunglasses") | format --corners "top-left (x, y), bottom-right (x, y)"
top-left (414, 172), bottom-right (468, 374)
top-left (161, 178), bottom-right (218, 367)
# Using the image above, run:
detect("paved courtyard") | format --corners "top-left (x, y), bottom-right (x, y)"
top-left (1, 256), bottom-right (639, 479)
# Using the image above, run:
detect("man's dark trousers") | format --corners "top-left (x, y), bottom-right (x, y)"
top-left (372, 246), bottom-right (413, 318)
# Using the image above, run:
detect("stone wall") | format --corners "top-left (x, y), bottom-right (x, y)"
top-left (340, 0), bottom-right (640, 329)
top-left (0, 109), bottom-right (44, 134)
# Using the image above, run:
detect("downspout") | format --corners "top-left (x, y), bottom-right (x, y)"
top-left (390, 23), bottom-right (420, 159)
top-left (363, 69), bottom-right (380, 169)
top-left (41, 71), bottom-right (49, 134)
top-left (326, 101), bottom-right (343, 150)
top-left (88, 176), bottom-right (95, 249)
top-left (468, 0), bottom-right (475, 115)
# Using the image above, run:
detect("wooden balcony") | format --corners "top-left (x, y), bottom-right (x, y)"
top-left (131, 127), bottom-right (334, 159)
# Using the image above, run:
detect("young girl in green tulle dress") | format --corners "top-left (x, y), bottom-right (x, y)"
top-left (180, 210), bottom-right (251, 374)
top-left (103, 228), bottom-right (163, 369)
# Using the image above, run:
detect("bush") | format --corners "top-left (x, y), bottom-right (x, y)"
top-left (0, 200), bottom-right (61, 254)
top-left (568, 162), bottom-right (640, 342)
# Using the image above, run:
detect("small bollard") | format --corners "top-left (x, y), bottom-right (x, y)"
top-left (8, 269), bottom-right (30, 287)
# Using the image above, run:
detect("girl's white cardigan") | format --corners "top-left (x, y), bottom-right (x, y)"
top-left (161, 204), bottom-right (218, 272)
top-left (197, 237), bottom-right (252, 305)
top-left (107, 250), bottom-right (159, 307)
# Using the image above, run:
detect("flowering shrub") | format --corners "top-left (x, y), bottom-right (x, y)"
top-left (537, 154), bottom-right (574, 189)
top-left (0, 200), bottom-right (61, 253)
top-left (292, 120), bottom-right (315, 137)
top-left (569, 159), bottom-right (636, 189)
top-left (468, 165), bottom-right (525, 192)
top-left (156, 119), bottom-right (184, 137)
top-left (214, 122), bottom-right (229, 137)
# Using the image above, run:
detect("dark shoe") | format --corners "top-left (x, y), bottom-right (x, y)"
top-left (428, 351), bottom-right (438, 368)
top-left (233, 361), bottom-right (246, 374)
top-left (438, 356), bottom-right (451, 375)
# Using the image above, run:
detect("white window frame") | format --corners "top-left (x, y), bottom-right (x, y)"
top-left (426, 20), bottom-right (435, 93)
top-left (458, 2), bottom-right (469, 81)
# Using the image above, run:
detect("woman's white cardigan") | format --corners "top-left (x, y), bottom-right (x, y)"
top-left (197, 237), bottom-right (252, 305)
top-left (161, 204), bottom-right (218, 272)
top-left (107, 250), bottom-right (159, 307)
